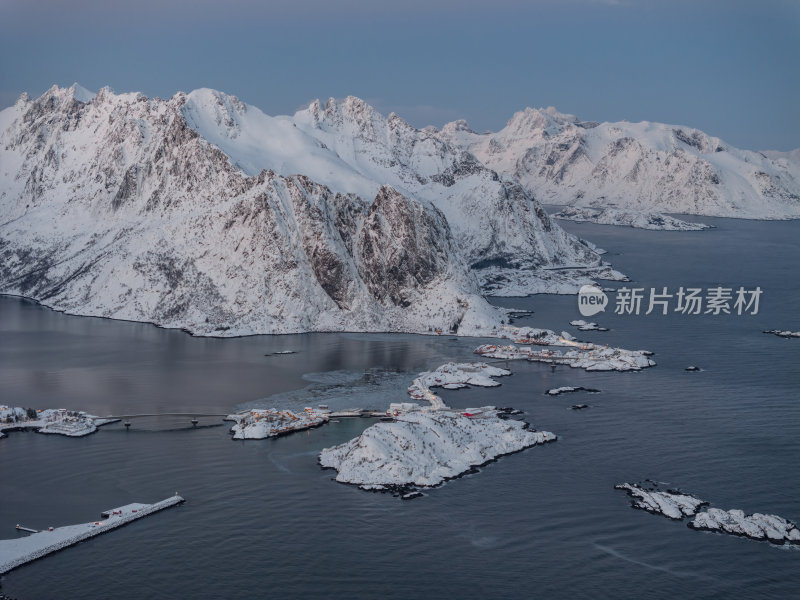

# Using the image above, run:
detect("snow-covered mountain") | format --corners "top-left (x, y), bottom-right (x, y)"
top-left (0, 85), bottom-right (600, 335)
top-left (438, 107), bottom-right (800, 220)
top-left (182, 89), bottom-right (596, 269)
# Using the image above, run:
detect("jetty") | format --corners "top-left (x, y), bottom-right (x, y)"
top-left (0, 495), bottom-right (184, 575)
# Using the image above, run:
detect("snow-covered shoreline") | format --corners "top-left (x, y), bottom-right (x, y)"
top-left (553, 207), bottom-right (713, 231)
top-left (0, 495), bottom-right (184, 575)
top-left (479, 263), bottom-right (628, 297)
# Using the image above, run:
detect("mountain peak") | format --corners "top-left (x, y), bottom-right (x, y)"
top-left (69, 83), bottom-right (96, 103)
top-left (440, 119), bottom-right (475, 136)
top-left (503, 106), bottom-right (577, 136)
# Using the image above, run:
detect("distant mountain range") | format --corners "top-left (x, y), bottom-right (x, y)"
top-left (437, 107), bottom-right (800, 220)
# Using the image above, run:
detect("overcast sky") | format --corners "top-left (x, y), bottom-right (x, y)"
top-left (1, 0), bottom-right (797, 150)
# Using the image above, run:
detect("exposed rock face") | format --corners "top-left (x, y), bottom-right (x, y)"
top-left (292, 96), bottom-right (599, 271)
top-left (0, 86), bottom-right (603, 335)
top-left (438, 106), bottom-right (800, 219)
top-left (357, 186), bottom-right (454, 308)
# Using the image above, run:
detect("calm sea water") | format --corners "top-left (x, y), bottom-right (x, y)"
top-left (1, 217), bottom-right (798, 599)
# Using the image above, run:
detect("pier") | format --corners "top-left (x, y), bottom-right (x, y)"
top-left (14, 525), bottom-right (38, 534)
top-left (0, 495), bottom-right (185, 575)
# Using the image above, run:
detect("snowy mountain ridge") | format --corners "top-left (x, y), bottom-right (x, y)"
top-left (437, 107), bottom-right (800, 220)
top-left (0, 84), bottom-right (600, 336)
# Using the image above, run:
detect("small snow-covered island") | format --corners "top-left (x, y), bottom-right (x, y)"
top-left (546, 386), bottom-right (600, 396)
top-left (226, 407), bottom-right (330, 440)
top-left (320, 362), bottom-right (555, 495)
top-left (570, 319), bottom-right (608, 332)
top-left (689, 508), bottom-right (800, 545)
top-left (616, 482), bottom-right (800, 545)
top-left (0, 495), bottom-right (184, 575)
top-left (763, 329), bottom-right (800, 339)
top-left (615, 482), bottom-right (708, 520)
top-left (475, 327), bottom-right (655, 372)
top-left (0, 406), bottom-right (118, 439)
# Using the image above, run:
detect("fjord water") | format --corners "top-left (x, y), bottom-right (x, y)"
top-left (1, 217), bottom-right (798, 599)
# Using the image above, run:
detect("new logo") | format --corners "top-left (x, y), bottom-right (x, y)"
top-left (578, 284), bottom-right (608, 317)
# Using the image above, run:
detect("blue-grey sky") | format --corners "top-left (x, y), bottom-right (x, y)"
top-left (1, 0), bottom-right (797, 150)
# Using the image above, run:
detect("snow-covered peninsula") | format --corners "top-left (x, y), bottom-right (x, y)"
top-left (405, 362), bottom-right (510, 410)
top-left (553, 207), bottom-right (712, 231)
top-left (474, 326), bottom-right (655, 372)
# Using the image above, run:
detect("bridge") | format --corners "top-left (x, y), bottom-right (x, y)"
top-left (104, 413), bottom-right (230, 419)
top-left (102, 412), bottom-right (231, 429)
top-left (103, 410), bottom-right (384, 428)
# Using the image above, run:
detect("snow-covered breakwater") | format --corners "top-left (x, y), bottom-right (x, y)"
top-left (0, 496), bottom-right (184, 575)
top-left (319, 408), bottom-right (555, 493)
